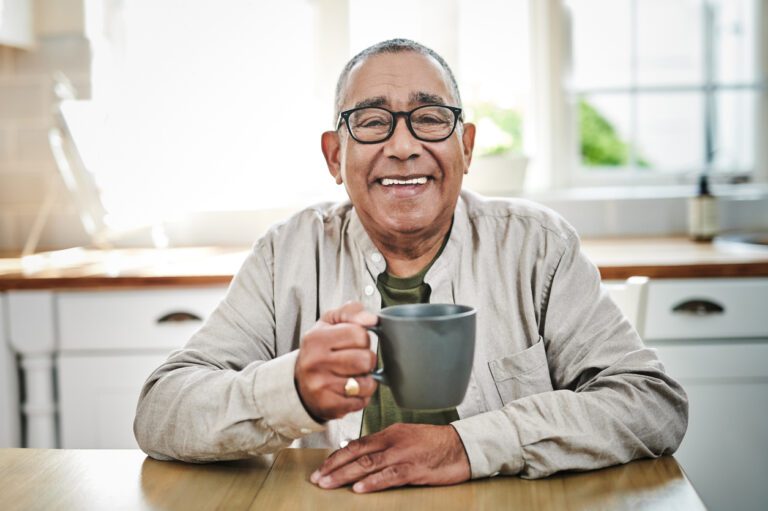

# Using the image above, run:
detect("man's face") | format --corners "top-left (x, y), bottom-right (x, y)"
top-left (322, 52), bottom-right (475, 244)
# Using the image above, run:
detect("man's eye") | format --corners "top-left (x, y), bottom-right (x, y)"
top-left (356, 118), bottom-right (389, 128)
top-left (414, 115), bottom-right (448, 125)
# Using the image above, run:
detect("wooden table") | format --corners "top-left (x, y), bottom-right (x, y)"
top-left (0, 449), bottom-right (706, 510)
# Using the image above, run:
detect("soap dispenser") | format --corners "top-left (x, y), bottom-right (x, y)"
top-left (688, 173), bottom-right (718, 242)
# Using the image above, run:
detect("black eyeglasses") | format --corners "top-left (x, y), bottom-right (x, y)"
top-left (336, 104), bottom-right (463, 144)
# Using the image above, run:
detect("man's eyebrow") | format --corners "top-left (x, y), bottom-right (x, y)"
top-left (410, 91), bottom-right (446, 105)
top-left (350, 92), bottom-right (448, 111)
top-left (352, 96), bottom-right (388, 109)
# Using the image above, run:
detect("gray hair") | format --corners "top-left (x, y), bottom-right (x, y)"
top-left (333, 38), bottom-right (463, 122)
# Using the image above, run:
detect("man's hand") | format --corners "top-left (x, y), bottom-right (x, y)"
top-left (295, 302), bottom-right (379, 421)
top-left (310, 423), bottom-right (471, 493)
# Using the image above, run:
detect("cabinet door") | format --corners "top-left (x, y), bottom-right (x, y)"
top-left (650, 341), bottom-right (768, 511)
top-left (0, 294), bottom-right (21, 447)
top-left (57, 353), bottom-right (172, 449)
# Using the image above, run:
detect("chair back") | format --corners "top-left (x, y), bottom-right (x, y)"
top-left (604, 276), bottom-right (650, 338)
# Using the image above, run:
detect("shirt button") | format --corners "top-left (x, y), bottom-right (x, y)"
top-left (300, 427), bottom-right (312, 435)
top-left (364, 285), bottom-right (374, 296)
top-left (371, 252), bottom-right (383, 263)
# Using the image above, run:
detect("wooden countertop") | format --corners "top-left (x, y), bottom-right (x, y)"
top-left (0, 237), bottom-right (767, 290)
top-left (0, 448), bottom-right (705, 511)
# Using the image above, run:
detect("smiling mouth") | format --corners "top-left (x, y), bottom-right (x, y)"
top-left (377, 176), bottom-right (432, 186)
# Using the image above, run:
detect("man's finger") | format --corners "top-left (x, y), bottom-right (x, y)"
top-left (322, 323), bottom-right (371, 351)
top-left (352, 464), bottom-right (413, 493)
top-left (327, 349), bottom-right (377, 376)
top-left (311, 434), bottom-right (387, 482)
top-left (315, 450), bottom-right (389, 489)
top-left (333, 375), bottom-right (377, 401)
top-left (321, 302), bottom-right (378, 327)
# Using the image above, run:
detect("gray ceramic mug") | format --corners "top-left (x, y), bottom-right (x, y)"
top-left (366, 303), bottom-right (476, 410)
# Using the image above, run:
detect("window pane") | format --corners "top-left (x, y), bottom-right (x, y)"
top-left (569, 0), bottom-right (632, 89)
top-left (712, 0), bottom-right (759, 84)
top-left (635, 93), bottom-right (704, 172)
top-left (88, 0), bottom-right (339, 229)
top-left (714, 90), bottom-right (756, 172)
top-left (459, 0), bottom-right (529, 156)
top-left (578, 94), bottom-right (632, 168)
top-left (636, 0), bottom-right (703, 86)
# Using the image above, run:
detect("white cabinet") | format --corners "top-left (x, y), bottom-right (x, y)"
top-left (643, 278), bottom-right (768, 511)
top-left (0, 293), bottom-right (21, 447)
top-left (58, 353), bottom-right (173, 448)
top-left (55, 287), bottom-right (227, 449)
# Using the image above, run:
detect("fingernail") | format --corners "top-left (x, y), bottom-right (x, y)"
top-left (310, 470), bottom-right (320, 483)
top-left (353, 482), bottom-right (365, 493)
top-left (319, 476), bottom-right (333, 488)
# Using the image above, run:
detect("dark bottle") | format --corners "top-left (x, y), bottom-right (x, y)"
top-left (688, 174), bottom-right (718, 242)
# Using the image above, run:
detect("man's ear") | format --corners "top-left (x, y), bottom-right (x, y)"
top-left (461, 122), bottom-right (476, 174)
top-left (321, 131), bottom-right (343, 185)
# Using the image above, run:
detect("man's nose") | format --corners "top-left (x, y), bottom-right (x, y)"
top-left (383, 116), bottom-right (421, 160)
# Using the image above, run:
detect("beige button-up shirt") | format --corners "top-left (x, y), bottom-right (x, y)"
top-left (134, 190), bottom-right (688, 479)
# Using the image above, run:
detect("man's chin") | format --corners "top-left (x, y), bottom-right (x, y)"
top-left (383, 214), bottom-right (442, 237)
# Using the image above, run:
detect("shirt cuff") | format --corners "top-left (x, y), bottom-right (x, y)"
top-left (451, 410), bottom-right (525, 479)
top-left (252, 350), bottom-right (325, 439)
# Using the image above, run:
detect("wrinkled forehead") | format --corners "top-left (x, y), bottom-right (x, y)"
top-left (340, 52), bottom-right (456, 111)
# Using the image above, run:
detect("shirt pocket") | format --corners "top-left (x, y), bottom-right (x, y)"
top-left (488, 338), bottom-right (553, 405)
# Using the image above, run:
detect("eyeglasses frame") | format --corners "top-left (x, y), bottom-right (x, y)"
top-left (335, 104), bottom-right (463, 144)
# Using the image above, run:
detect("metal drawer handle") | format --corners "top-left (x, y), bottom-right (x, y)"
top-left (671, 299), bottom-right (725, 316)
top-left (157, 311), bottom-right (203, 323)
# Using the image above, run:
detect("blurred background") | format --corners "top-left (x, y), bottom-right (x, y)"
top-left (1, 3), bottom-right (768, 511)
top-left (0, 0), bottom-right (766, 251)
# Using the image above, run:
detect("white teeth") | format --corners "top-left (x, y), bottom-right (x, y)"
top-left (380, 177), bottom-right (429, 186)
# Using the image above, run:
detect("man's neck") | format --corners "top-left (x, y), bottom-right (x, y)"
top-left (373, 224), bottom-right (451, 278)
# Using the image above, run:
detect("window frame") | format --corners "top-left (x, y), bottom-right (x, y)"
top-left (531, 0), bottom-right (768, 191)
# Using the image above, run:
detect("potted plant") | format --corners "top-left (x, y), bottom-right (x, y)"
top-left (463, 103), bottom-right (528, 196)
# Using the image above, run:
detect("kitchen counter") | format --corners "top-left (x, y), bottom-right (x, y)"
top-left (0, 236), bottom-right (767, 290)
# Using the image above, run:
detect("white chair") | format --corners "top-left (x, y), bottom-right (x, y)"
top-left (604, 276), bottom-right (650, 338)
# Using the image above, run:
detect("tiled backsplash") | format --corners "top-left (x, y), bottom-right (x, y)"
top-left (0, 29), bottom-right (92, 253)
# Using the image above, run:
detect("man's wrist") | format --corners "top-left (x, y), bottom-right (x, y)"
top-left (451, 410), bottom-right (524, 479)
top-left (251, 350), bottom-right (325, 438)
top-left (294, 377), bottom-right (326, 424)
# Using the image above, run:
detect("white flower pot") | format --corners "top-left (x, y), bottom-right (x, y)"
top-left (463, 154), bottom-right (528, 196)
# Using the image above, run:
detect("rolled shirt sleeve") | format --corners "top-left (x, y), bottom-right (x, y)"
top-left (452, 234), bottom-right (688, 479)
top-left (134, 242), bottom-right (324, 462)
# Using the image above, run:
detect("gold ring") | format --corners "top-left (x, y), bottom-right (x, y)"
top-left (344, 377), bottom-right (360, 397)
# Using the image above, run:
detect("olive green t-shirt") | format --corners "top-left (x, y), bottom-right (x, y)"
top-left (361, 244), bottom-right (460, 435)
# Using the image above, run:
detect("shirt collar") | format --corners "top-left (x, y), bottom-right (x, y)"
top-left (346, 193), bottom-right (468, 287)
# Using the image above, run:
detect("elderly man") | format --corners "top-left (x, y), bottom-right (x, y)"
top-left (134, 39), bottom-right (688, 493)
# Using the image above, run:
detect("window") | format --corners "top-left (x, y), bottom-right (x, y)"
top-left (84, 0), bottom-right (339, 232)
top-left (567, 0), bottom-right (763, 186)
top-left (78, 0), bottom-right (531, 232)
top-left (71, 0), bottom-right (764, 236)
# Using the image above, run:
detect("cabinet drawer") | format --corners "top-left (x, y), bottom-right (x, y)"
top-left (58, 287), bottom-right (227, 351)
top-left (643, 278), bottom-right (768, 340)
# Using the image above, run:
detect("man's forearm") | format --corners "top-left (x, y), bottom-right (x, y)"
top-left (452, 351), bottom-right (688, 479)
top-left (134, 349), bottom-right (324, 462)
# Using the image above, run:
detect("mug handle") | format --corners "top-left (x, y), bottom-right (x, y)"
top-left (365, 325), bottom-right (389, 386)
